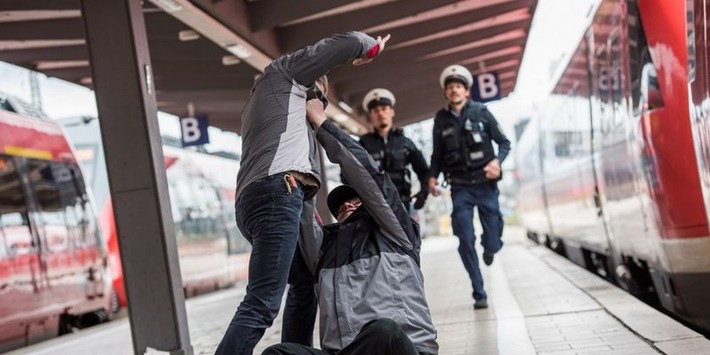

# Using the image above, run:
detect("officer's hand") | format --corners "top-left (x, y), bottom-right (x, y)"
top-left (353, 34), bottom-right (391, 66)
top-left (484, 159), bottom-right (501, 180)
top-left (428, 177), bottom-right (441, 197)
top-left (306, 98), bottom-right (327, 127)
top-left (413, 192), bottom-right (427, 210)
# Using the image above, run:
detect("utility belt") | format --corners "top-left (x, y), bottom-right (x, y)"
top-left (444, 170), bottom-right (499, 186)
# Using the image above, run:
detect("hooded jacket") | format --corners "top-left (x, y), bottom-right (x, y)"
top-left (313, 120), bottom-right (439, 354)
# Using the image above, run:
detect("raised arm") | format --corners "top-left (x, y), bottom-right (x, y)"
top-left (307, 102), bottom-right (414, 250)
top-left (280, 31), bottom-right (382, 87)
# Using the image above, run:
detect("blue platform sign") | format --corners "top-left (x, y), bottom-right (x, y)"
top-left (180, 115), bottom-right (210, 147)
top-left (472, 72), bottom-right (502, 103)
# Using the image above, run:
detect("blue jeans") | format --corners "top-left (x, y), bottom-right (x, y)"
top-left (450, 182), bottom-right (504, 301)
top-left (216, 173), bottom-right (305, 355)
top-left (282, 244), bottom-right (317, 346)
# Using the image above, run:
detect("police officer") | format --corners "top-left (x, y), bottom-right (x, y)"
top-left (358, 88), bottom-right (430, 212)
top-left (428, 65), bottom-right (511, 310)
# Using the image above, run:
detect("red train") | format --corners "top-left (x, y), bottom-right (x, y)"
top-left (517, 0), bottom-right (710, 332)
top-left (0, 94), bottom-right (113, 352)
top-left (61, 115), bottom-right (251, 309)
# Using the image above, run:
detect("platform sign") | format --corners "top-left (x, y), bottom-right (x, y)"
top-left (472, 72), bottom-right (502, 103)
top-left (180, 115), bottom-right (210, 147)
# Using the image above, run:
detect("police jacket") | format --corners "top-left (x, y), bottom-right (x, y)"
top-left (359, 129), bottom-right (430, 202)
top-left (236, 31), bottom-right (378, 200)
top-left (313, 120), bottom-right (439, 355)
top-left (429, 101), bottom-right (511, 184)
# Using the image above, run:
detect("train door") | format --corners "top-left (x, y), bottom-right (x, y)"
top-left (0, 156), bottom-right (46, 349)
top-left (590, 0), bottom-right (658, 277)
top-left (689, 0), bottom-right (710, 226)
top-left (24, 159), bottom-right (105, 305)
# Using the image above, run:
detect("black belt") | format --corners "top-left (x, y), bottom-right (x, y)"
top-left (446, 176), bottom-right (490, 186)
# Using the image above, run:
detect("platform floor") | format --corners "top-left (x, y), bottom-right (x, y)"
top-left (9, 227), bottom-right (710, 355)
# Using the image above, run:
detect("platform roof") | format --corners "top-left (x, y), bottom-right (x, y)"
top-left (0, 0), bottom-right (538, 135)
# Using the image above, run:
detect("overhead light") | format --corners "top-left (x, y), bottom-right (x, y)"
top-left (222, 55), bottom-right (241, 66)
top-left (226, 43), bottom-right (253, 59)
top-left (337, 101), bottom-right (353, 114)
top-left (150, 0), bottom-right (183, 12)
top-left (178, 30), bottom-right (200, 41)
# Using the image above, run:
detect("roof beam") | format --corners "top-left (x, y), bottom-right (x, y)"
top-left (0, 0), bottom-right (79, 10)
top-left (155, 89), bottom-right (252, 102)
top-left (332, 38), bottom-right (526, 84)
top-left (386, 0), bottom-right (532, 44)
top-left (0, 13), bottom-right (192, 41)
top-left (0, 18), bottom-right (84, 40)
top-left (189, 0), bottom-right (281, 58)
top-left (247, 0), bottom-right (359, 31)
top-left (0, 44), bottom-right (87, 62)
top-left (279, 0), bottom-right (459, 52)
top-left (375, 22), bottom-right (528, 65)
top-left (153, 76), bottom-right (253, 91)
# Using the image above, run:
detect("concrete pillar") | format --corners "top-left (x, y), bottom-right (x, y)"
top-left (79, 1), bottom-right (192, 354)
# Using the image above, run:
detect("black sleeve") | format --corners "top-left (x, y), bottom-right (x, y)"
top-left (483, 108), bottom-right (511, 163)
top-left (406, 139), bottom-right (430, 197)
top-left (429, 118), bottom-right (443, 180)
top-left (316, 121), bottom-right (415, 250)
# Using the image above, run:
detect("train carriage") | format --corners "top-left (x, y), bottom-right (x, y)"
top-left (517, 0), bottom-right (710, 331)
top-left (0, 95), bottom-right (113, 352)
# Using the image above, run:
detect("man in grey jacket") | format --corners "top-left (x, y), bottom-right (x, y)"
top-left (262, 97), bottom-right (439, 355)
top-left (216, 32), bottom-right (390, 355)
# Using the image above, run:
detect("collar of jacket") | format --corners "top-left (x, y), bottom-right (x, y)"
top-left (369, 127), bottom-right (403, 140)
top-left (324, 207), bottom-right (369, 230)
top-left (444, 100), bottom-right (475, 116)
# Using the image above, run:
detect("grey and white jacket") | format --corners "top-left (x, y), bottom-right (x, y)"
top-left (236, 31), bottom-right (378, 200)
top-left (314, 120), bottom-right (439, 355)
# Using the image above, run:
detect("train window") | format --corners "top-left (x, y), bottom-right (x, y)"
top-left (0, 157), bottom-right (35, 256)
top-left (74, 144), bottom-right (98, 187)
top-left (26, 160), bottom-right (95, 250)
top-left (627, 0), bottom-right (663, 114)
top-left (640, 58), bottom-right (664, 111)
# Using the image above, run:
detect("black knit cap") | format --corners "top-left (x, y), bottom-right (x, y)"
top-left (327, 185), bottom-right (359, 218)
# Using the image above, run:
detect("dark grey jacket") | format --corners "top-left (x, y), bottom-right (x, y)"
top-left (314, 120), bottom-right (439, 354)
top-left (236, 31), bottom-right (378, 200)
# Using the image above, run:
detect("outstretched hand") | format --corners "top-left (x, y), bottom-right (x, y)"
top-left (353, 34), bottom-right (391, 66)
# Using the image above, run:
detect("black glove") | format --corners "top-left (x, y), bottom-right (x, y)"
top-left (413, 191), bottom-right (427, 210)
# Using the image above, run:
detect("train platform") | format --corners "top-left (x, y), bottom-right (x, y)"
top-left (9, 227), bottom-right (710, 355)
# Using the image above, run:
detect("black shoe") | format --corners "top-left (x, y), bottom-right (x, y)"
top-left (474, 299), bottom-right (488, 309)
top-left (483, 252), bottom-right (494, 266)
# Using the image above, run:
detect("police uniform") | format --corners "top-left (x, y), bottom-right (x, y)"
top-left (429, 65), bottom-right (511, 307)
top-left (359, 89), bottom-right (430, 210)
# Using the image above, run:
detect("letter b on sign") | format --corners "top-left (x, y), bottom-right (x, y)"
top-left (472, 72), bottom-right (501, 103)
top-left (181, 115), bottom-right (210, 147)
